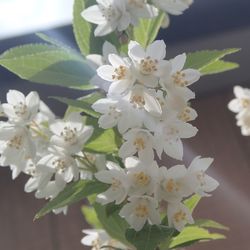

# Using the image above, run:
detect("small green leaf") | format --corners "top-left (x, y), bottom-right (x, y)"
top-left (0, 44), bottom-right (95, 89)
top-left (184, 194), bottom-right (201, 213)
top-left (81, 205), bottom-right (102, 229)
top-left (133, 12), bottom-right (165, 48)
top-left (36, 33), bottom-right (75, 51)
top-left (73, 0), bottom-right (102, 55)
top-left (126, 224), bottom-right (175, 250)
top-left (195, 219), bottom-right (229, 231)
top-left (200, 60), bottom-right (239, 75)
top-left (52, 92), bottom-right (104, 118)
top-left (185, 48), bottom-right (240, 73)
top-left (85, 118), bottom-right (122, 154)
top-left (73, 0), bottom-right (120, 55)
top-left (169, 226), bottom-right (225, 249)
top-left (35, 180), bottom-right (108, 219)
top-left (94, 202), bottom-right (130, 246)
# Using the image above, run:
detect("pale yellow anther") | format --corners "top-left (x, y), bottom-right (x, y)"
top-left (133, 137), bottom-right (145, 151)
top-left (174, 210), bottom-right (186, 223)
top-left (135, 203), bottom-right (149, 218)
top-left (165, 178), bottom-right (180, 192)
top-left (140, 56), bottom-right (158, 75)
top-left (8, 135), bottom-right (23, 150)
top-left (112, 65), bottom-right (127, 80)
top-left (172, 71), bottom-right (188, 87)
top-left (134, 171), bottom-right (150, 186)
top-left (111, 177), bottom-right (121, 191)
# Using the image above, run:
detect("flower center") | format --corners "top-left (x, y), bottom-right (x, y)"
top-left (196, 170), bottom-right (206, 186)
top-left (13, 102), bottom-right (28, 117)
top-left (130, 94), bottom-right (145, 108)
top-left (134, 171), bottom-right (150, 186)
top-left (174, 210), bottom-right (186, 223)
top-left (241, 98), bottom-right (250, 108)
top-left (172, 71), bottom-right (188, 87)
top-left (112, 65), bottom-right (127, 80)
top-left (111, 177), bottom-right (122, 190)
top-left (165, 178), bottom-right (180, 192)
top-left (8, 135), bottom-right (23, 149)
top-left (178, 107), bottom-right (191, 122)
top-left (53, 159), bottom-right (67, 173)
top-left (133, 137), bottom-right (146, 151)
top-left (140, 56), bottom-right (158, 75)
top-left (101, 5), bottom-right (116, 21)
top-left (60, 126), bottom-right (77, 144)
top-left (107, 106), bottom-right (121, 119)
top-left (135, 203), bottom-right (149, 218)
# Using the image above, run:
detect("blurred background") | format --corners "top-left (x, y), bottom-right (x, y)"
top-left (1, 0), bottom-right (250, 249)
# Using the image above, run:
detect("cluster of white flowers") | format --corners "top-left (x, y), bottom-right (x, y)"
top-left (228, 85), bottom-right (250, 136)
top-left (81, 0), bottom-right (193, 36)
top-left (89, 39), bottom-right (219, 233)
top-left (0, 90), bottom-right (98, 214)
top-left (81, 229), bottom-right (128, 250)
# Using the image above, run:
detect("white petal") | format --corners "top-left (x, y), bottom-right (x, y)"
top-left (81, 5), bottom-right (106, 24)
top-left (146, 40), bottom-right (166, 60)
top-left (171, 53), bottom-right (186, 72)
top-left (97, 65), bottom-right (115, 81)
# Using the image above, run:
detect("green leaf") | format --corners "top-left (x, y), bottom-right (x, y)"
top-left (94, 202), bottom-right (130, 246)
top-left (0, 44), bottom-right (96, 89)
top-left (52, 92), bottom-right (104, 118)
top-left (126, 224), bottom-right (175, 250)
top-left (85, 118), bottom-right (122, 154)
top-left (133, 12), bottom-right (165, 48)
top-left (169, 226), bottom-right (225, 249)
top-left (195, 219), bottom-right (229, 231)
top-left (36, 33), bottom-right (75, 51)
top-left (73, 0), bottom-right (102, 55)
top-left (185, 48), bottom-right (240, 73)
top-left (73, 0), bottom-right (120, 55)
top-left (200, 60), bottom-right (239, 75)
top-left (184, 194), bottom-right (201, 213)
top-left (35, 180), bottom-right (108, 219)
top-left (81, 205), bottom-right (102, 228)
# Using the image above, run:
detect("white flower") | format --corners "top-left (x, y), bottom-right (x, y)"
top-left (95, 161), bottom-right (130, 205)
top-left (161, 53), bottom-right (200, 91)
top-left (236, 111), bottom-right (250, 136)
top-left (0, 123), bottom-right (35, 178)
top-left (2, 90), bottom-right (40, 124)
top-left (87, 41), bottom-right (119, 91)
top-left (35, 177), bottom-right (66, 200)
top-left (152, 0), bottom-right (190, 15)
top-left (128, 40), bottom-right (171, 88)
top-left (119, 196), bottom-right (161, 231)
top-left (186, 156), bottom-right (219, 196)
top-left (154, 117), bottom-right (198, 160)
top-left (228, 86), bottom-right (250, 114)
top-left (167, 202), bottom-right (194, 231)
top-left (125, 85), bottom-right (162, 116)
top-left (81, 0), bottom-right (131, 36)
top-left (125, 157), bottom-right (159, 196)
top-left (37, 148), bottom-right (80, 184)
top-left (50, 112), bottom-right (93, 154)
top-left (156, 165), bottom-right (192, 202)
top-left (126, 0), bottom-right (158, 26)
top-left (81, 229), bottom-right (127, 250)
top-left (119, 128), bottom-right (156, 162)
top-left (92, 96), bottom-right (148, 133)
top-left (24, 160), bottom-right (52, 193)
top-left (97, 54), bottom-right (136, 95)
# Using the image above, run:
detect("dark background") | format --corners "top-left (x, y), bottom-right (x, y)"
top-left (1, 0), bottom-right (250, 249)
